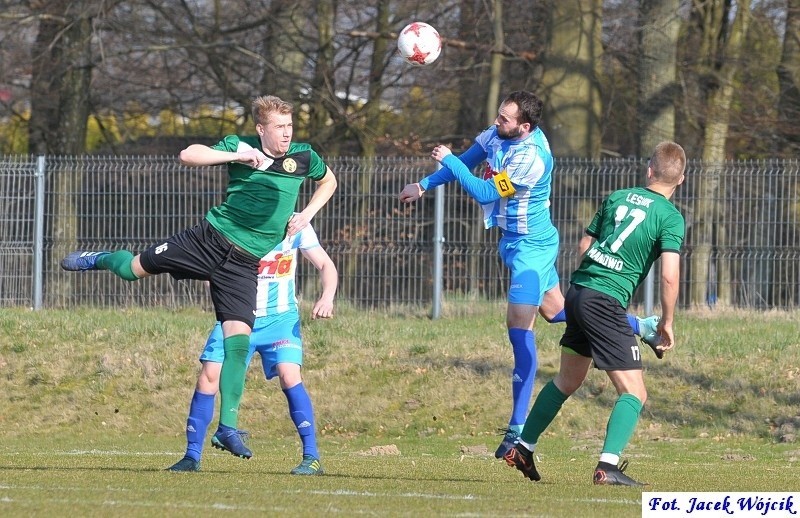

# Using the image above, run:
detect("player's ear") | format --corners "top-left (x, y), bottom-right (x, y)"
top-left (256, 124), bottom-right (264, 136)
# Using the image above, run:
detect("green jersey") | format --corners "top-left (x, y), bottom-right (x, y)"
top-left (204, 135), bottom-right (327, 258)
top-left (571, 186), bottom-right (684, 307)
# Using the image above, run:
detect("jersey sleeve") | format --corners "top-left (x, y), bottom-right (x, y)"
top-left (584, 197), bottom-right (609, 238)
top-left (658, 211), bottom-right (685, 253)
top-left (211, 135), bottom-right (241, 153)
top-left (307, 149), bottom-right (328, 181)
top-left (419, 143), bottom-right (488, 191)
top-left (297, 224), bottom-right (322, 251)
top-left (440, 154), bottom-right (503, 203)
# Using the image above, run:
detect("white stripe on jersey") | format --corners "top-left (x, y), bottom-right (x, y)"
top-left (254, 224), bottom-right (321, 317)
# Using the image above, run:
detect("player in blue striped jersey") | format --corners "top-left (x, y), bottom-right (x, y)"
top-left (400, 91), bottom-right (657, 459)
top-left (167, 223), bottom-right (337, 475)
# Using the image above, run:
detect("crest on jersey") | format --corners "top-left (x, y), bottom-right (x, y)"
top-left (282, 158), bottom-right (298, 173)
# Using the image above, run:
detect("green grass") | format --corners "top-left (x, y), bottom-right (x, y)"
top-left (1, 306), bottom-right (799, 515)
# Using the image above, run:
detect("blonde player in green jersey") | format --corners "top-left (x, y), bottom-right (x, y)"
top-left (61, 95), bottom-right (337, 458)
top-left (503, 141), bottom-right (686, 486)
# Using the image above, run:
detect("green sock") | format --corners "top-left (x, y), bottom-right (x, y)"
top-left (520, 380), bottom-right (569, 445)
top-left (601, 393), bottom-right (643, 456)
top-left (96, 250), bottom-right (139, 281)
top-left (218, 334), bottom-right (251, 428)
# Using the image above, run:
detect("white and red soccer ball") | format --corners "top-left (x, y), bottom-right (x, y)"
top-left (397, 22), bottom-right (442, 66)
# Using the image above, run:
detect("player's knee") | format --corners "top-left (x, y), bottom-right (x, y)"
top-left (196, 362), bottom-right (221, 393)
top-left (553, 375), bottom-right (582, 396)
top-left (277, 364), bottom-right (302, 389)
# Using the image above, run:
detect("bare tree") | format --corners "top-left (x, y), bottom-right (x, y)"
top-left (685, 0), bottom-right (752, 307)
top-left (637, 0), bottom-right (683, 155)
top-left (539, 0), bottom-right (604, 158)
top-left (777, 0), bottom-right (800, 153)
top-left (28, 0), bottom-right (103, 154)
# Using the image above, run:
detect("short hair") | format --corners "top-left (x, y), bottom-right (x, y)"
top-left (503, 91), bottom-right (544, 128)
top-left (650, 141), bottom-right (686, 184)
top-left (251, 95), bottom-right (293, 126)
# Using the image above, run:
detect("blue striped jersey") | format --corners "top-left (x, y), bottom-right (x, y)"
top-left (474, 126), bottom-right (555, 237)
top-left (254, 224), bottom-right (321, 317)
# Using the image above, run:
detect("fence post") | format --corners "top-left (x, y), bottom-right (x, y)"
top-left (431, 169), bottom-right (445, 319)
top-left (32, 155), bottom-right (46, 310)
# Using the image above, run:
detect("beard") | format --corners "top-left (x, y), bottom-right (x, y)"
top-left (497, 126), bottom-right (523, 140)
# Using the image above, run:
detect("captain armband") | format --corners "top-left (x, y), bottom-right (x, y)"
top-left (492, 170), bottom-right (516, 198)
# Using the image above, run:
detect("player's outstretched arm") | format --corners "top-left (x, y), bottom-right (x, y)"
top-left (433, 145), bottom-right (503, 204)
top-left (399, 183), bottom-right (425, 203)
top-left (398, 143), bottom-right (488, 203)
top-left (179, 144), bottom-right (267, 168)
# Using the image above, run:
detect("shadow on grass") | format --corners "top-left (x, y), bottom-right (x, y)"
top-left (0, 464), bottom-right (492, 483)
top-left (638, 362), bottom-right (796, 438)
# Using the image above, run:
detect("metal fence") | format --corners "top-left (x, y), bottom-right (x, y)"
top-left (2, 154), bottom-right (799, 314)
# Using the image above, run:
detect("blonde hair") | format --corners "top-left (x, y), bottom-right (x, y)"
top-left (650, 141), bottom-right (686, 184)
top-left (251, 95), bottom-right (293, 126)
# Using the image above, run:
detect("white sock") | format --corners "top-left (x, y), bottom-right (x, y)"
top-left (518, 438), bottom-right (535, 452)
top-left (599, 452), bottom-right (620, 466)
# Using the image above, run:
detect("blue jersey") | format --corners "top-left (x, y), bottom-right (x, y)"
top-left (255, 224), bottom-right (321, 317)
top-left (474, 126), bottom-right (555, 237)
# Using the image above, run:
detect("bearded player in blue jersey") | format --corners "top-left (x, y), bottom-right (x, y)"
top-left (167, 222), bottom-right (336, 475)
top-left (399, 91), bottom-right (660, 459)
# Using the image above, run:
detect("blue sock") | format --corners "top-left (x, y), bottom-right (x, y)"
top-left (545, 309), bottom-right (566, 323)
top-left (284, 383), bottom-right (318, 458)
top-left (627, 314), bottom-right (640, 335)
top-left (508, 328), bottom-right (537, 428)
top-left (185, 390), bottom-right (215, 462)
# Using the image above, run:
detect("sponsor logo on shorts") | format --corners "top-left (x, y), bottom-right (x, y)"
top-left (270, 340), bottom-right (301, 351)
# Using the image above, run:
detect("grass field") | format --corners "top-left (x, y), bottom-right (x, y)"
top-left (1, 306), bottom-right (799, 516)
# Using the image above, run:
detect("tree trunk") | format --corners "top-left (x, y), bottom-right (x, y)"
top-left (29, 1), bottom-right (97, 303)
top-left (776, 0), bottom-right (800, 152)
top-left (485, 0), bottom-right (503, 126)
top-left (455, 0), bottom-right (486, 137)
top-left (57, 11), bottom-right (93, 154)
top-left (308, 0), bottom-right (335, 152)
top-left (28, 12), bottom-right (63, 155)
top-left (467, 0), bottom-right (504, 298)
top-left (259, 4), bottom-right (306, 103)
top-left (690, 0), bottom-right (751, 307)
top-left (637, 0), bottom-right (682, 155)
top-left (341, 0), bottom-right (390, 302)
top-left (540, 0), bottom-right (603, 158)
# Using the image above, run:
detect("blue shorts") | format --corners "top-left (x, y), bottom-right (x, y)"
top-left (200, 310), bottom-right (303, 380)
top-left (498, 229), bottom-right (560, 306)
